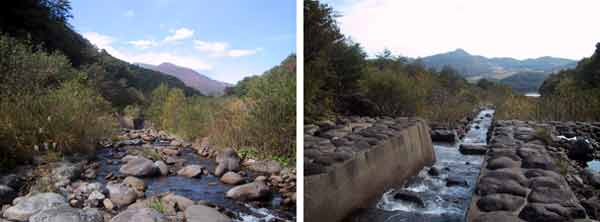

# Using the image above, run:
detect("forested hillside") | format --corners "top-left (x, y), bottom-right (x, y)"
top-left (0, 0), bottom-right (200, 109)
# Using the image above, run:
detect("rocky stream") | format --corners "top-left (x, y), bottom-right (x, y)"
top-left (0, 128), bottom-right (296, 222)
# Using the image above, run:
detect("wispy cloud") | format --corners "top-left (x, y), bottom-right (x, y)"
top-left (83, 32), bottom-right (212, 70)
top-left (194, 40), bottom-right (260, 57)
top-left (128, 40), bottom-right (159, 49)
top-left (163, 28), bottom-right (194, 42)
top-left (124, 10), bottom-right (135, 17)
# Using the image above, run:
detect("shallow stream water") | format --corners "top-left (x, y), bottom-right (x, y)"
top-left (95, 146), bottom-right (295, 221)
top-left (348, 109), bottom-right (495, 222)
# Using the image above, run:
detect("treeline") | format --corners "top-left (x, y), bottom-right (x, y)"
top-left (144, 55), bottom-right (296, 163)
top-left (304, 0), bottom-right (511, 124)
top-left (496, 43), bottom-right (600, 121)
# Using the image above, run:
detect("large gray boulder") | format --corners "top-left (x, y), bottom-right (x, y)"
top-left (459, 144), bottom-right (487, 155)
top-left (29, 206), bottom-right (103, 222)
top-left (184, 205), bottom-right (231, 222)
top-left (119, 156), bottom-right (158, 177)
top-left (214, 148), bottom-right (241, 176)
top-left (220, 172), bottom-right (244, 185)
top-left (225, 180), bottom-right (270, 201)
top-left (109, 208), bottom-right (166, 222)
top-left (106, 183), bottom-right (137, 208)
top-left (3, 192), bottom-right (67, 221)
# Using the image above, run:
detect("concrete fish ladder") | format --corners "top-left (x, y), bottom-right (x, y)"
top-left (305, 118), bottom-right (435, 222)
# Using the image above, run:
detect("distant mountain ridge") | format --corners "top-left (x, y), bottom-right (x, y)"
top-left (419, 49), bottom-right (576, 80)
top-left (137, 63), bottom-right (232, 96)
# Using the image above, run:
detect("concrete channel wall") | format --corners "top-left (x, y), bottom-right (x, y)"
top-left (304, 118), bottom-right (435, 222)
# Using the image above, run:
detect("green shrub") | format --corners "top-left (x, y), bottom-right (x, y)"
top-left (0, 35), bottom-right (112, 170)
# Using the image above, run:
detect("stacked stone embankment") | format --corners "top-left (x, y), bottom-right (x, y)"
top-left (467, 120), bottom-right (588, 222)
top-left (304, 117), bottom-right (435, 222)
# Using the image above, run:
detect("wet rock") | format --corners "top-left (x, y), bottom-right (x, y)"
top-left (161, 194), bottom-right (194, 211)
top-left (29, 206), bottom-right (103, 222)
top-left (106, 183), bottom-right (137, 208)
top-left (115, 139), bottom-right (143, 147)
top-left (214, 148), bottom-right (241, 177)
top-left (431, 129), bottom-right (457, 142)
top-left (446, 176), bottom-right (468, 187)
top-left (568, 138), bottom-right (595, 161)
top-left (3, 192), bottom-right (67, 221)
top-left (220, 172), bottom-right (244, 185)
top-left (477, 193), bottom-right (525, 212)
top-left (0, 185), bottom-right (17, 205)
top-left (391, 190), bottom-right (425, 208)
top-left (427, 167), bottom-right (440, 176)
top-left (459, 144), bottom-right (487, 155)
top-left (177, 165), bottom-right (205, 178)
top-left (518, 203), bottom-right (586, 222)
top-left (226, 180), bottom-right (270, 201)
top-left (119, 156), bottom-right (158, 177)
top-left (109, 208), bottom-right (166, 222)
top-left (154, 161), bottom-right (168, 176)
top-left (184, 205), bottom-right (230, 222)
top-left (246, 160), bottom-right (282, 174)
top-left (473, 211), bottom-right (525, 222)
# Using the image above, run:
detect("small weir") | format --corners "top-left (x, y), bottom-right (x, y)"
top-left (348, 109), bottom-right (494, 222)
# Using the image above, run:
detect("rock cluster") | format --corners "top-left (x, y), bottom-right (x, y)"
top-left (469, 120), bottom-right (588, 222)
top-left (305, 116), bottom-right (421, 175)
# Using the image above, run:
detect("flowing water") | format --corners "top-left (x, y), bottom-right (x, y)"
top-left (348, 109), bottom-right (495, 222)
top-left (95, 146), bottom-right (295, 221)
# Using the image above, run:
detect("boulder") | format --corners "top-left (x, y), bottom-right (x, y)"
top-left (123, 176), bottom-right (145, 193)
top-left (3, 192), bottom-right (67, 221)
top-left (568, 138), bottom-right (595, 161)
top-left (431, 129), bottom-right (457, 143)
top-left (154, 161), bottom-right (168, 176)
top-left (106, 183), bottom-right (137, 208)
top-left (109, 208), bottom-right (166, 222)
top-left (225, 180), bottom-right (270, 201)
top-left (52, 161), bottom-right (83, 187)
top-left (519, 203), bottom-right (586, 222)
top-left (246, 160), bottom-right (282, 174)
top-left (487, 156), bottom-right (521, 170)
top-left (177, 165), bottom-right (205, 178)
top-left (459, 144), bottom-right (487, 155)
top-left (161, 194), bottom-right (194, 211)
top-left (119, 156), bottom-right (157, 177)
top-left (427, 167), bottom-right (440, 176)
top-left (29, 206), bottom-right (103, 222)
top-left (0, 185), bottom-right (17, 205)
top-left (220, 172), bottom-right (244, 185)
top-left (184, 205), bottom-right (230, 222)
top-left (391, 190), bottom-right (425, 208)
top-left (214, 148), bottom-right (241, 176)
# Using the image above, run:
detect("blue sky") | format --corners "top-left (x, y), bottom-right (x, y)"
top-left (70, 0), bottom-right (296, 84)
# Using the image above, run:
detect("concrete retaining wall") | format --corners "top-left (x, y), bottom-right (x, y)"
top-left (305, 118), bottom-right (435, 222)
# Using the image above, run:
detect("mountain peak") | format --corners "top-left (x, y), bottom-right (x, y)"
top-left (450, 48), bottom-right (469, 55)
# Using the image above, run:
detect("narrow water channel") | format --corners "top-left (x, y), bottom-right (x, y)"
top-left (348, 109), bottom-right (494, 222)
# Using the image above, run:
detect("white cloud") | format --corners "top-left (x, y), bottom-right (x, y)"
top-left (194, 41), bottom-right (229, 54)
top-left (332, 0), bottom-right (600, 60)
top-left (128, 40), bottom-right (158, 49)
top-left (227, 49), bottom-right (260, 57)
top-left (163, 28), bottom-right (194, 42)
top-left (194, 40), bottom-right (260, 57)
top-left (124, 10), bottom-right (135, 17)
top-left (83, 32), bottom-right (212, 70)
